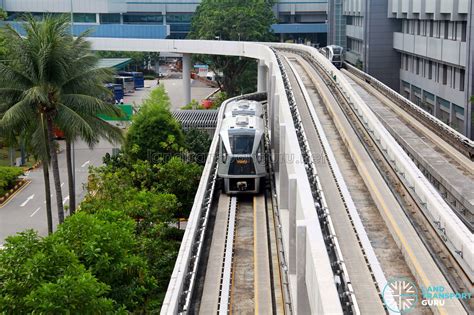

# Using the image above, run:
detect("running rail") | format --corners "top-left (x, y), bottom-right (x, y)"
top-left (271, 43), bottom-right (474, 284)
top-left (343, 63), bottom-right (474, 160)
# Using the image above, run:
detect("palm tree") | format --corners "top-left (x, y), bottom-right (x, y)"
top-left (52, 29), bottom-right (123, 215)
top-left (0, 15), bottom-right (122, 227)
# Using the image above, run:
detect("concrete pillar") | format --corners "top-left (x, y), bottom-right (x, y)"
top-left (296, 221), bottom-right (310, 314)
top-left (182, 54), bottom-right (191, 105)
top-left (257, 60), bottom-right (268, 92)
top-left (279, 123), bottom-right (288, 210)
top-left (288, 175), bottom-right (297, 275)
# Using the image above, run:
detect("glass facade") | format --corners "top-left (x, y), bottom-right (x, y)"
top-left (73, 13), bottom-right (96, 23)
top-left (123, 14), bottom-right (163, 24)
top-left (100, 13), bottom-right (120, 24)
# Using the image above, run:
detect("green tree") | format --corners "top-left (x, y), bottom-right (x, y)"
top-left (184, 128), bottom-right (212, 165)
top-left (0, 15), bottom-right (122, 228)
top-left (125, 86), bottom-right (184, 161)
top-left (51, 210), bottom-right (155, 311)
top-left (0, 9), bottom-right (7, 60)
top-left (155, 157), bottom-right (202, 216)
top-left (0, 230), bottom-right (114, 313)
top-left (188, 0), bottom-right (276, 96)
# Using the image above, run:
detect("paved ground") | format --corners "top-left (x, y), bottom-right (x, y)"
top-left (123, 79), bottom-right (158, 106)
top-left (160, 76), bottom-right (218, 110)
top-left (0, 140), bottom-right (114, 245)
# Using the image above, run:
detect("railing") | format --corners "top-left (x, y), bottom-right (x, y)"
top-left (344, 62), bottom-right (474, 160)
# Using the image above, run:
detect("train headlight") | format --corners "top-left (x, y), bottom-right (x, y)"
top-left (256, 141), bottom-right (264, 163)
top-left (222, 147), bottom-right (228, 163)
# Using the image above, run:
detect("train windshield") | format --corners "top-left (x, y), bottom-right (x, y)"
top-left (333, 47), bottom-right (342, 54)
top-left (230, 134), bottom-right (254, 154)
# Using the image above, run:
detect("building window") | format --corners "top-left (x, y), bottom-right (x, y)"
top-left (460, 22), bottom-right (467, 41)
top-left (442, 64), bottom-right (448, 85)
top-left (405, 55), bottom-right (409, 71)
top-left (166, 14), bottom-right (193, 23)
top-left (73, 13), bottom-right (96, 23)
top-left (428, 60), bottom-right (433, 80)
top-left (416, 57), bottom-right (420, 75)
top-left (443, 21), bottom-right (448, 39)
top-left (100, 13), bottom-right (120, 24)
top-left (403, 20), bottom-right (408, 33)
top-left (460, 69), bottom-right (465, 91)
top-left (422, 91), bottom-right (435, 114)
top-left (452, 68), bottom-right (457, 89)
top-left (453, 104), bottom-right (464, 117)
top-left (123, 14), bottom-right (163, 24)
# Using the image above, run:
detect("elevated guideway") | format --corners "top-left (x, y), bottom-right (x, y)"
top-left (343, 65), bottom-right (474, 230)
top-left (86, 37), bottom-right (473, 314)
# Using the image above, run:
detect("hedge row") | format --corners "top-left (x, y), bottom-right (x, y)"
top-left (0, 166), bottom-right (23, 196)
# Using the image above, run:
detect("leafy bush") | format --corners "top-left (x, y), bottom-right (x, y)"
top-left (184, 128), bottom-right (212, 165)
top-left (0, 166), bottom-right (23, 196)
top-left (211, 91), bottom-right (228, 108)
top-left (51, 210), bottom-right (155, 311)
top-left (155, 157), bottom-right (202, 217)
top-left (125, 86), bottom-right (184, 161)
top-left (0, 230), bottom-right (115, 313)
top-left (144, 74), bottom-right (156, 80)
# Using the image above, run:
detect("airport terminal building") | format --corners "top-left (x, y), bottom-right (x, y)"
top-left (0, 0), bottom-right (328, 45)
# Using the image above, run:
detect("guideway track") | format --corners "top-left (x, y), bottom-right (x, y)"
top-left (342, 68), bottom-right (474, 231)
top-left (280, 53), bottom-right (394, 314)
top-left (199, 193), bottom-right (277, 314)
top-left (278, 47), bottom-right (469, 314)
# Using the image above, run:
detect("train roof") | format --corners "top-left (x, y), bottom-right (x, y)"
top-left (224, 100), bottom-right (263, 118)
top-left (220, 115), bottom-right (264, 135)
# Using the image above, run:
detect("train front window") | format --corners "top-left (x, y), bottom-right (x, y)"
top-left (333, 48), bottom-right (342, 54)
top-left (230, 134), bottom-right (254, 154)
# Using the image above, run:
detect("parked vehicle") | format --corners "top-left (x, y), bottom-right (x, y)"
top-left (105, 83), bottom-right (124, 103)
top-left (114, 76), bottom-right (135, 94)
top-left (118, 71), bottom-right (145, 89)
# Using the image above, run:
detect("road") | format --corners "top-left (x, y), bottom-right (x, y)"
top-left (0, 140), bottom-right (115, 245)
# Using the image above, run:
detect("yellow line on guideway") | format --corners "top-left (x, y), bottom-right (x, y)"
top-left (296, 57), bottom-right (447, 315)
top-left (253, 196), bottom-right (259, 314)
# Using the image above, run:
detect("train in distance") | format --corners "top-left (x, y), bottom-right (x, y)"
top-left (320, 45), bottom-right (344, 69)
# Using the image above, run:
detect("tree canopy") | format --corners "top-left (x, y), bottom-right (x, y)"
top-left (125, 86), bottom-right (184, 161)
top-left (188, 0), bottom-right (276, 96)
